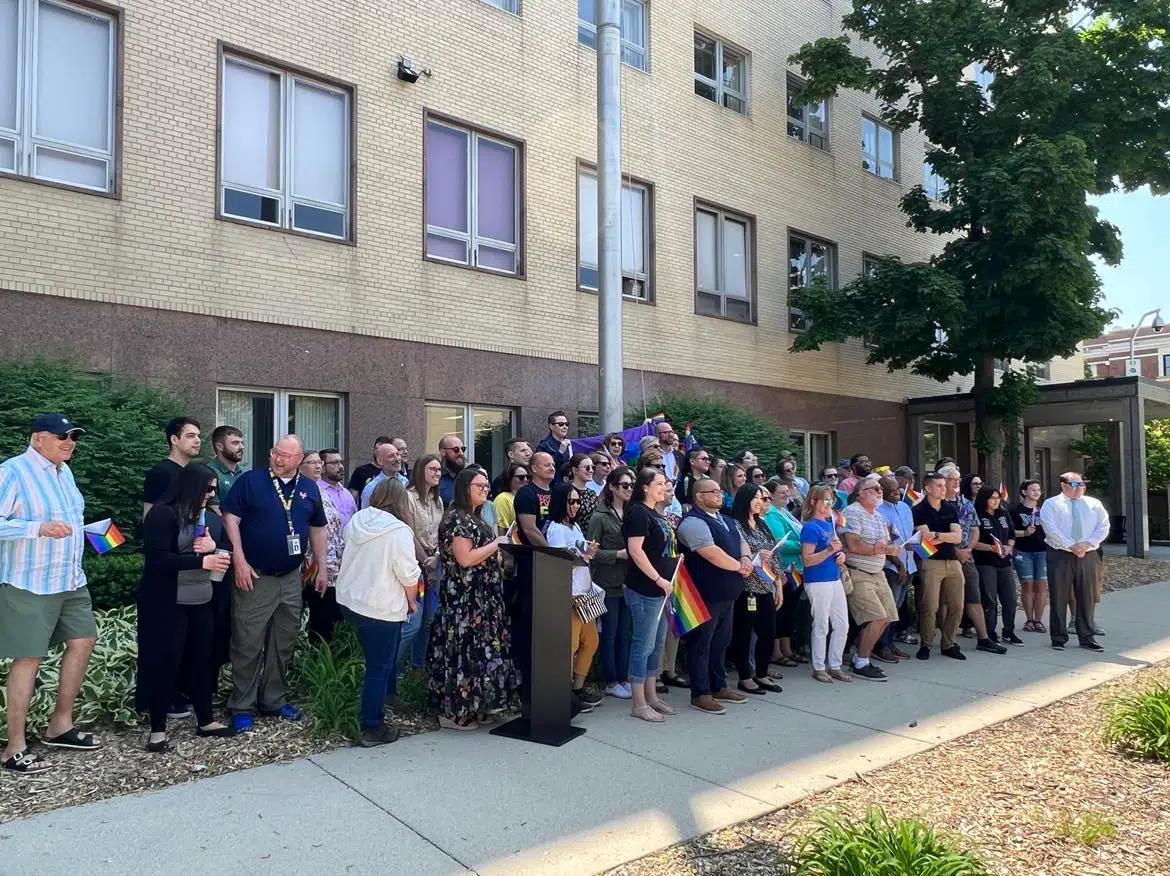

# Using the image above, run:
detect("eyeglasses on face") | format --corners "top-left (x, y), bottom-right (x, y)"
top-left (695, 488), bottom-right (722, 496)
top-left (568, 499), bottom-right (581, 506)
top-left (579, 465), bottom-right (594, 472)
top-left (615, 481), bottom-right (633, 490)
top-left (470, 481), bottom-right (490, 491)
top-left (1064, 480), bottom-right (1087, 488)
top-left (552, 421), bottom-right (569, 428)
top-left (444, 445), bottom-right (467, 453)
top-left (824, 473), bottom-right (838, 479)
top-left (513, 473), bottom-right (530, 481)
top-left (54, 432), bottom-right (81, 441)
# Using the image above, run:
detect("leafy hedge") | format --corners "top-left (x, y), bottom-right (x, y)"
top-left (631, 393), bottom-right (799, 470)
top-left (84, 553), bottom-right (144, 611)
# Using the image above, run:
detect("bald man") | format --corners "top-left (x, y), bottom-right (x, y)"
top-left (221, 435), bottom-right (328, 731)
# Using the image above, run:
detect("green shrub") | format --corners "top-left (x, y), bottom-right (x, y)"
top-left (0, 357), bottom-right (188, 546)
top-left (0, 606), bottom-right (139, 731)
top-left (1052, 811), bottom-right (1117, 846)
top-left (1103, 683), bottom-right (1170, 761)
top-left (84, 552), bottom-right (144, 610)
top-left (631, 394), bottom-right (799, 470)
top-left (792, 807), bottom-right (988, 876)
top-left (291, 623), bottom-right (364, 740)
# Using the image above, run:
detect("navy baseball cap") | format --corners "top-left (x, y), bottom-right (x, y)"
top-left (30, 413), bottom-right (86, 437)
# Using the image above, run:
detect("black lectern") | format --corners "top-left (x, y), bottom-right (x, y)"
top-left (491, 544), bottom-right (586, 747)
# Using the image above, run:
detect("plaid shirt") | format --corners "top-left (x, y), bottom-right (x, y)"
top-left (0, 446), bottom-right (87, 595)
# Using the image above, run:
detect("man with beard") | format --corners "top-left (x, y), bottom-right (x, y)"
top-left (143, 417), bottom-right (202, 517)
top-left (490, 437), bottom-right (534, 497)
top-left (359, 443), bottom-right (405, 509)
top-left (209, 425), bottom-right (246, 510)
top-left (510, 450), bottom-right (555, 702)
top-left (838, 453), bottom-right (872, 495)
top-left (437, 433), bottom-right (467, 505)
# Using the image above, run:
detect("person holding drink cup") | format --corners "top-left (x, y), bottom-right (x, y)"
top-left (800, 484), bottom-right (852, 683)
top-left (137, 462), bottom-right (235, 751)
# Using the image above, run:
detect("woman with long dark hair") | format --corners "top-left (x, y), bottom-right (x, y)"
top-left (137, 462), bottom-right (233, 752)
top-left (728, 484), bottom-right (783, 694)
top-left (566, 453), bottom-right (599, 531)
top-left (587, 465), bottom-right (634, 698)
top-left (720, 464), bottom-right (746, 512)
top-left (972, 485), bottom-right (1022, 646)
top-left (1011, 480), bottom-right (1047, 632)
top-left (493, 461), bottom-right (529, 534)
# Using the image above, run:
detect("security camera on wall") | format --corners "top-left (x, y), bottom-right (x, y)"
top-left (1153, 315), bottom-right (1165, 334)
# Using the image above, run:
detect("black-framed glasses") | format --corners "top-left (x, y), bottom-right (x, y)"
top-left (444, 445), bottom-right (467, 453)
top-left (824, 472), bottom-right (838, 479)
top-left (568, 499), bottom-right (581, 506)
top-left (552, 421), bottom-right (569, 427)
top-left (513, 473), bottom-right (530, 482)
top-left (470, 481), bottom-right (491, 491)
top-left (615, 481), bottom-right (633, 490)
top-left (695, 488), bottom-right (722, 495)
top-left (55, 432), bottom-right (81, 441)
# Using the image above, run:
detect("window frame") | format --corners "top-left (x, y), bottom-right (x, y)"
top-left (860, 115), bottom-right (897, 180)
top-left (424, 401), bottom-right (517, 470)
top-left (787, 231), bottom-right (837, 333)
top-left (479, 0), bottom-right (519, 13)
top-left (785, 74), bottom-right (828, 151)
top-left (789, 430), bottom-right (834, 481)
top-left (0, 0), bottom-right (122, 197)
top-left (921, 420), bottom-right (957, 474)
top-left (693, 31), bottom-right (748, 115)
top-left (215, 43), bottom-right (356, 244)
top-left (575, 161), bottom-right (654, 304)
top-left (577, 0), bottom-right (648, 72)
top-left (422, 110), bottom-right (526, 278)
top-left (693, 198), bottom-right (756, 325)
top-left (215, 385), bottom-right (347, 469)
top-left (923, 159), bottom-right (948, 201)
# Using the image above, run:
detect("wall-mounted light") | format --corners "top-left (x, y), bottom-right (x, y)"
top-left (397, 57), bottom-right (431, 83)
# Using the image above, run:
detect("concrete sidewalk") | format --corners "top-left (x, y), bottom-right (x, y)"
top-left (6, 583), bottom-right (1170, 876)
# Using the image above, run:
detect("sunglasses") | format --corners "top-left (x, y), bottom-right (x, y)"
top-left (552, 421), bottom-right (569, 427)
top-left (1064, 480), bottom-right (1087, 488)
top-left (444, 445), bottom-right (467, 453)
top-left (513, 474), bottom-right (529, 483)
top-left (54, 432), bottom-right (82, 441)
top-left (568, 499), bottom-right (581, 506)
top-left (824, 473), bottom-right (838, 479)
top-left (615, 482), bottom-right (633, 489)
top-left (206, 485), bottom-right (217, 495)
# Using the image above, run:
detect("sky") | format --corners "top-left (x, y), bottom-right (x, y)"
top-left (1091, 187), bottom-right (1170, 330)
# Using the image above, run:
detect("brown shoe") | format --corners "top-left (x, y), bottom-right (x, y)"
top-left (712, 687), bottom-right (747, 704)
top-left (828, 668), bottom-right (853, 683)
top-left (811, 669), bottom-right (833, 683)
top-left (690, 695), bottom-right (726, 715)
top-left (890, 646), bottom-right (912, 660)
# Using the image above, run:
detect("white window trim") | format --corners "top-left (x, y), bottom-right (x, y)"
top-left (577, 167), bottom-right (651, 301)
top-left (479, 0), bottom-right (519, 13)
top-left (695, 203), bottom-right (753, 322)
top-left (425, 118), bottom-right (522, 275)
top-left (1, 0), bottom-right (117, 192)
top-left (921, 420), bottom-right (957, 470)
top-left (215, 386), bottom-right (346, 456)
top-left (693, 33), bottom-right (747, 114)
top-left (861, 116), bottom-right (896, 180)
top-left (785, 76), bottom-right (828, 150)
top-left (425, 402), bottom-right (516, 467)
top-left (577, 0), bottom-right (648, 71)
top-left (788, 233), bottom-right (836, 332)
top-left (218, 53), bottom-right (352, 240)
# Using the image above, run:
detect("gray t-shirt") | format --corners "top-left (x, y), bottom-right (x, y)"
top-left (175, 521), bottom-right (213, 605)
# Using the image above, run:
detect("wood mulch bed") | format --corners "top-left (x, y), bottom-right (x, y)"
top-left (607, 662), bottom-right (1170, 876)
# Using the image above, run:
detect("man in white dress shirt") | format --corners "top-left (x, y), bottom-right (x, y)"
top-left (1039, 472), bottom-right (1110, 652)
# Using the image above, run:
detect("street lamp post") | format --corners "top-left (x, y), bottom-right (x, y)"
top-left (1126, 309), bottom-right (1164, 377)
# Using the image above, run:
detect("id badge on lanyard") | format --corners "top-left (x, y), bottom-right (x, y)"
top-left (271, 471), bottom-right (303, 557)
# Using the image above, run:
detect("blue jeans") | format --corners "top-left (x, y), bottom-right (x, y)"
top-left (395, 606), bottom-right (423, 674)
top-left (624, 588), bottom-right (667, 682)
top-left (410, 578), bottom-right (440, 668)
top-left (598, 594), bottom-right (631, 684)
top-left (342, 607), bottom-right (403, 730)
top-left (684, 599), bottom-right (735, 697)
top-left (879, 568), bottom-right (909, 648)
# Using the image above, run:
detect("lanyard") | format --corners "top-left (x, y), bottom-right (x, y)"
top-left (269, 470), bottom-right (299, 536)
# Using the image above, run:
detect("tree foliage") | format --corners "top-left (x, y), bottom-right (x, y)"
top-left (1072, 419), bottom-right (1170, 497)
top-left (787, 0), bottom-right (1168, 471)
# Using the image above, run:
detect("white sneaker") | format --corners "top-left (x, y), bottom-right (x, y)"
top-left (606, 682), bottom-right (632, 699)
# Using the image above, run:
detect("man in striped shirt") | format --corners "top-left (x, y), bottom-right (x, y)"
top-left (0, 413), bottom-right (102, 775)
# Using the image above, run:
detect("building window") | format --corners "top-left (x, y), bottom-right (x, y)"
top-left (860, 117), bottom-right (896, 179)
top-left (1031, 361), bottom-right (1051, 380)
top-left (786, 75), bottom-right (827, 150)
top-left (425, 116), bottom-right (522, 275)
top-left (577, 0), bottom-right (647, 71)
top-left (577, 167), bottom-right (651, 301)
top-left (972, 61), bottom-right (994, 101)
top-left (862, 255), bottom-right (879, 279)
top-left (921, 421), bottom-right (957, 474)
top-left (480, 0), bottom-right (518, 12)
top-left (695, 202), bottom-right (753, 323)
top-left (693, 32), bottom-right (746, 114)
top-left (994, 357), bottom-right (1010, 372)
top-left (219, 53), bottom-right (352, 240)
top-left (1162, 355), bottom-right (1170, 377)
top-left (923, 160), bottom-right (948, 201)
top-left (788, 233), bottom-right (835, 332)
top-left (216, 387), bottom-right (344, 472)
top-left (425, 403), bottom-right (515, 474)
top-left (0, 0), bottom-right (117, 192)
top-left (790, 430), bottom-right (833, 481)
top-left (577, 411), bottom-right (600, 437)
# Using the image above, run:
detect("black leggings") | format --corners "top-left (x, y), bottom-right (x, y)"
top-left (775, 587), bottom-right (800, 639)
top-left (139, 601), bottom-right (215, 733)
top-left (731, 590), bottom-right (777, 680)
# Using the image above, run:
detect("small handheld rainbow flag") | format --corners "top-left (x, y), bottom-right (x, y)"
top-left (832, 508), bottom-right (846, 530)
top-left (194, 509), bottom-right (207, 538)
top-left (505, 523), bottom-right (522, 545)
top-left (753, 552), bottom-right (777, 586)
top-left (83, 519), bottom-right (125, 555)
top-left (904, 487), bottom-right (922, 504)
top-left (910, 534), bottom-right (938, 561)
top-left (832, 490), bottom-right (848, 511)
top-left (998, 483), bottom-right (1009, 502)
top-left (669, 557), bottom-right (711, 636)
top-left (785, 564), bottom-right (804, 590)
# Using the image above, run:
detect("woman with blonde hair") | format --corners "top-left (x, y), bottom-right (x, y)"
top-left (720, 464), bottom-right (747, 512)
top-left (800, 484), bottom-right (851, 683)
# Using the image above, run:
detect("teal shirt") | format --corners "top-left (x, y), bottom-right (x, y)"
top-left (764, 506), bottom-right (804, 572)
top-left (208, 457), bottom-right (245, 507)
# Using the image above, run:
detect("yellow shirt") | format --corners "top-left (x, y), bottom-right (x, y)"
top-left (494, 491), bottom-right (517, 531)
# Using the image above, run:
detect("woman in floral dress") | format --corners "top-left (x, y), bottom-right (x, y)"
top-left (428, 467), bottom-right (521, 729)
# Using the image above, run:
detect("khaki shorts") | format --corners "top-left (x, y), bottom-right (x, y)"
top-left (844, 566), bottom-right (899, 625)
top-left (0, 584), bottom-right (97, 659)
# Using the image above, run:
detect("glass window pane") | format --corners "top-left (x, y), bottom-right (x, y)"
top-left (218, 389), bottom-right (275, 472)
top-left (578, 0), bottom-right (595, 25)
top-left (0, 137), bottom-right (14, 170)
top-left (293, 203), bottom-right (345, 237)
top-left (426, 404), bottom-right (465, 460)
top-left (426, 233), bottom-right (468, 263)
top-left (34, 145), bottom-right (105, 188)
top-left (578, 171), bottom-right (598, 270)
top-left (809, 241), bottom-right (827, 279)
top-left (223, 60), bottom-right (281, 191)
top-left (721, 49), bottom-right (744, 93)
top-left (693, 33), bottom-right (716, 79)
top-left (292, 81), bottom-right (347, 207)
top-left (621, 44), bottom-right (646, 70)
top-left (472, 407), bottom-right (514, 472)
top-left (289, 394), bottom-right (340, 455)
top-left (476, 245), bottom-right (516, 272)
top-left (0, 0), bottom-right (17, 130)
top-left (725, 297), bottom-right (751, 322)
top-left (696, 290), bottom-right (722, 316)
top-left (425, 121), bottom-right (469, 233)
top-left (621, 184), bottom-right (645, 275)
top-left (224, 188), bottom-right (281, 224)
top-left (722, 217), bottom-right (747, 298)
top-left (35, 1), bottom-right (111, 151)
top-left (475, 137), bottom-right (516, 245)
top-left (621, 0), bottom-right (645, 49)
top-left (861, 118), bottom-right (876, 157)
top-left (878, 125), bottom-right (894, 161)
top-left (810, 433), bottom-right (830, 478)
top-left (789, 237), bottom-right (806, 287)
top-left (696, 209), bottom-right (717, 291)
top-left (578, 23), bottom-right (597, 49)
top-left (724, 94), bottom-right (746, 114)
top-left (809, 102), bottom-right (826, 133)
top-left (694, 79), bottom-right (717, 102)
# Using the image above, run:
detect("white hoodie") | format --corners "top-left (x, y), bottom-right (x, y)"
top-left (335, 507), bottom-right (421, 622)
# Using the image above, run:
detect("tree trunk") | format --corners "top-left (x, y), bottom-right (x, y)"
top-left (972, 354), bottom-right (1000, 479)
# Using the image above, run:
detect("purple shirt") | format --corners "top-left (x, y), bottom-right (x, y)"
top-left (319, 479), bottom-right (357, 529)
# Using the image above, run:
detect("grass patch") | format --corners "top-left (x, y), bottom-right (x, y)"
top-left (1051, 811), bottom-right (1117, 846)
top-left (1102, 682), bottom-right (1170, 762)
top-left (791, 806), bottom-right (988, 876)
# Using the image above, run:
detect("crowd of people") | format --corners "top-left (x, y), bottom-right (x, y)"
top-left (0, 410), bottom-right (1113, 772)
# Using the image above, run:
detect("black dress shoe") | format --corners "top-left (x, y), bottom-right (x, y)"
top-left (941, 645), bottom-right (966, 660)
top-left (196, 725), bottom-right (236, 738)
top-left (736, 681), bottom-right (767, 695)
top-left (1051, 641), bottom-right (1066, 650)
top-left (146, 738), bottom-right (168, 753)
top-left (1080, 640), bottom-right (1104, 652)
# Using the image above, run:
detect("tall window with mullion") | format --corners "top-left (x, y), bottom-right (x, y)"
top-left (577, 168), bottom-right (650, 300)
top-left (695, 203), bottom-right (753, 323)
top-left (425, 117), bottom-right (522, 275)
top-left (860, 117), bottom-right (896, 179)
top-left (220, 54), bottom-right (351, 240)
top-left (923, 159), bottom-right (948, 201)
top-left (693, 32), bottom-right (747, 114)
top-left (788, 233), bottom-right (835, 332)
top-left (786, 75), bottom-right (828, 150)
top-left (0, 0), bottom-right (117, 192)
top-left (577, 0), bottom-right (647, 71)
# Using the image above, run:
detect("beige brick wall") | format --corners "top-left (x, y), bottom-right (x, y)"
top-left (1, 0), bottom-right (1001, 404)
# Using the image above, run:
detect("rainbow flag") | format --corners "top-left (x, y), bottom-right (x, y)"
top-left (506, 523), bottom-right (522, 545)
top-left (785, 564), bottom-right (804, 590)
top-left (998, 482), bottom-right (1009, 502)
top-left (832, 490), bottom-right (848, 511)
top-left (669, 557), bottom-right (710, 636)
top-left (911, 535), bottom-right (938, 561)
top-left (904, 487), bottom-right (922, 505)
top-left (832, 508), bottom-right (846, 529)
top-left (753, 552), bottom-right (777, 586)
top-left (83, 519), bottom-right (125, 555)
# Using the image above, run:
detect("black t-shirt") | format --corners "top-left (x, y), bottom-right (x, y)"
top-left (1009, 502), bottom-right (1045, 552)
top-left (346, 463), bottom-right (380, 495)
top-left (912, 499), bottom-right (959, 561)
top-left (622, 502), bottom-right (677, 597)
top-left (143, 458), bottom-right (184, 504)
top-left (513, 481), bottom-right (551, 543)
top-left (975, 511), bottom-right (1013, 567)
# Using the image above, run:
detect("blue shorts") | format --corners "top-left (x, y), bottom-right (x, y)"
top-left (1012, 550), bottom-right (1047, 581)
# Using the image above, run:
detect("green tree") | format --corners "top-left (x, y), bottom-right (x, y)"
top-left (787, 0), bottom-right (1168, 477)
top-left (1070, 419), bottom-right (1170, 499)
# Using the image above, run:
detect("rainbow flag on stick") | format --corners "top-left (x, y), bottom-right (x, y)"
top-left (505, 523), bottom-right (522, 545)
top-left (910, 533), bottom-right (938, 561)
top-left (669, 557), bottom-right (710, 636)
top-left (832, 508), bottom-right (846, 530)
top-left (904, 487), bottom-right (922, 505)
top-left (753, 552), bottom-right (777, 586)
top-left (83, 519), bottom-right (125, 555)
top-left (785, 564), bottom-right (804, 590)
top-left (998, 483), bottom-right (1009, 502)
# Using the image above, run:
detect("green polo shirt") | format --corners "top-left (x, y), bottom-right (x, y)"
top-left (208, 457), bottom-right (245, 507)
